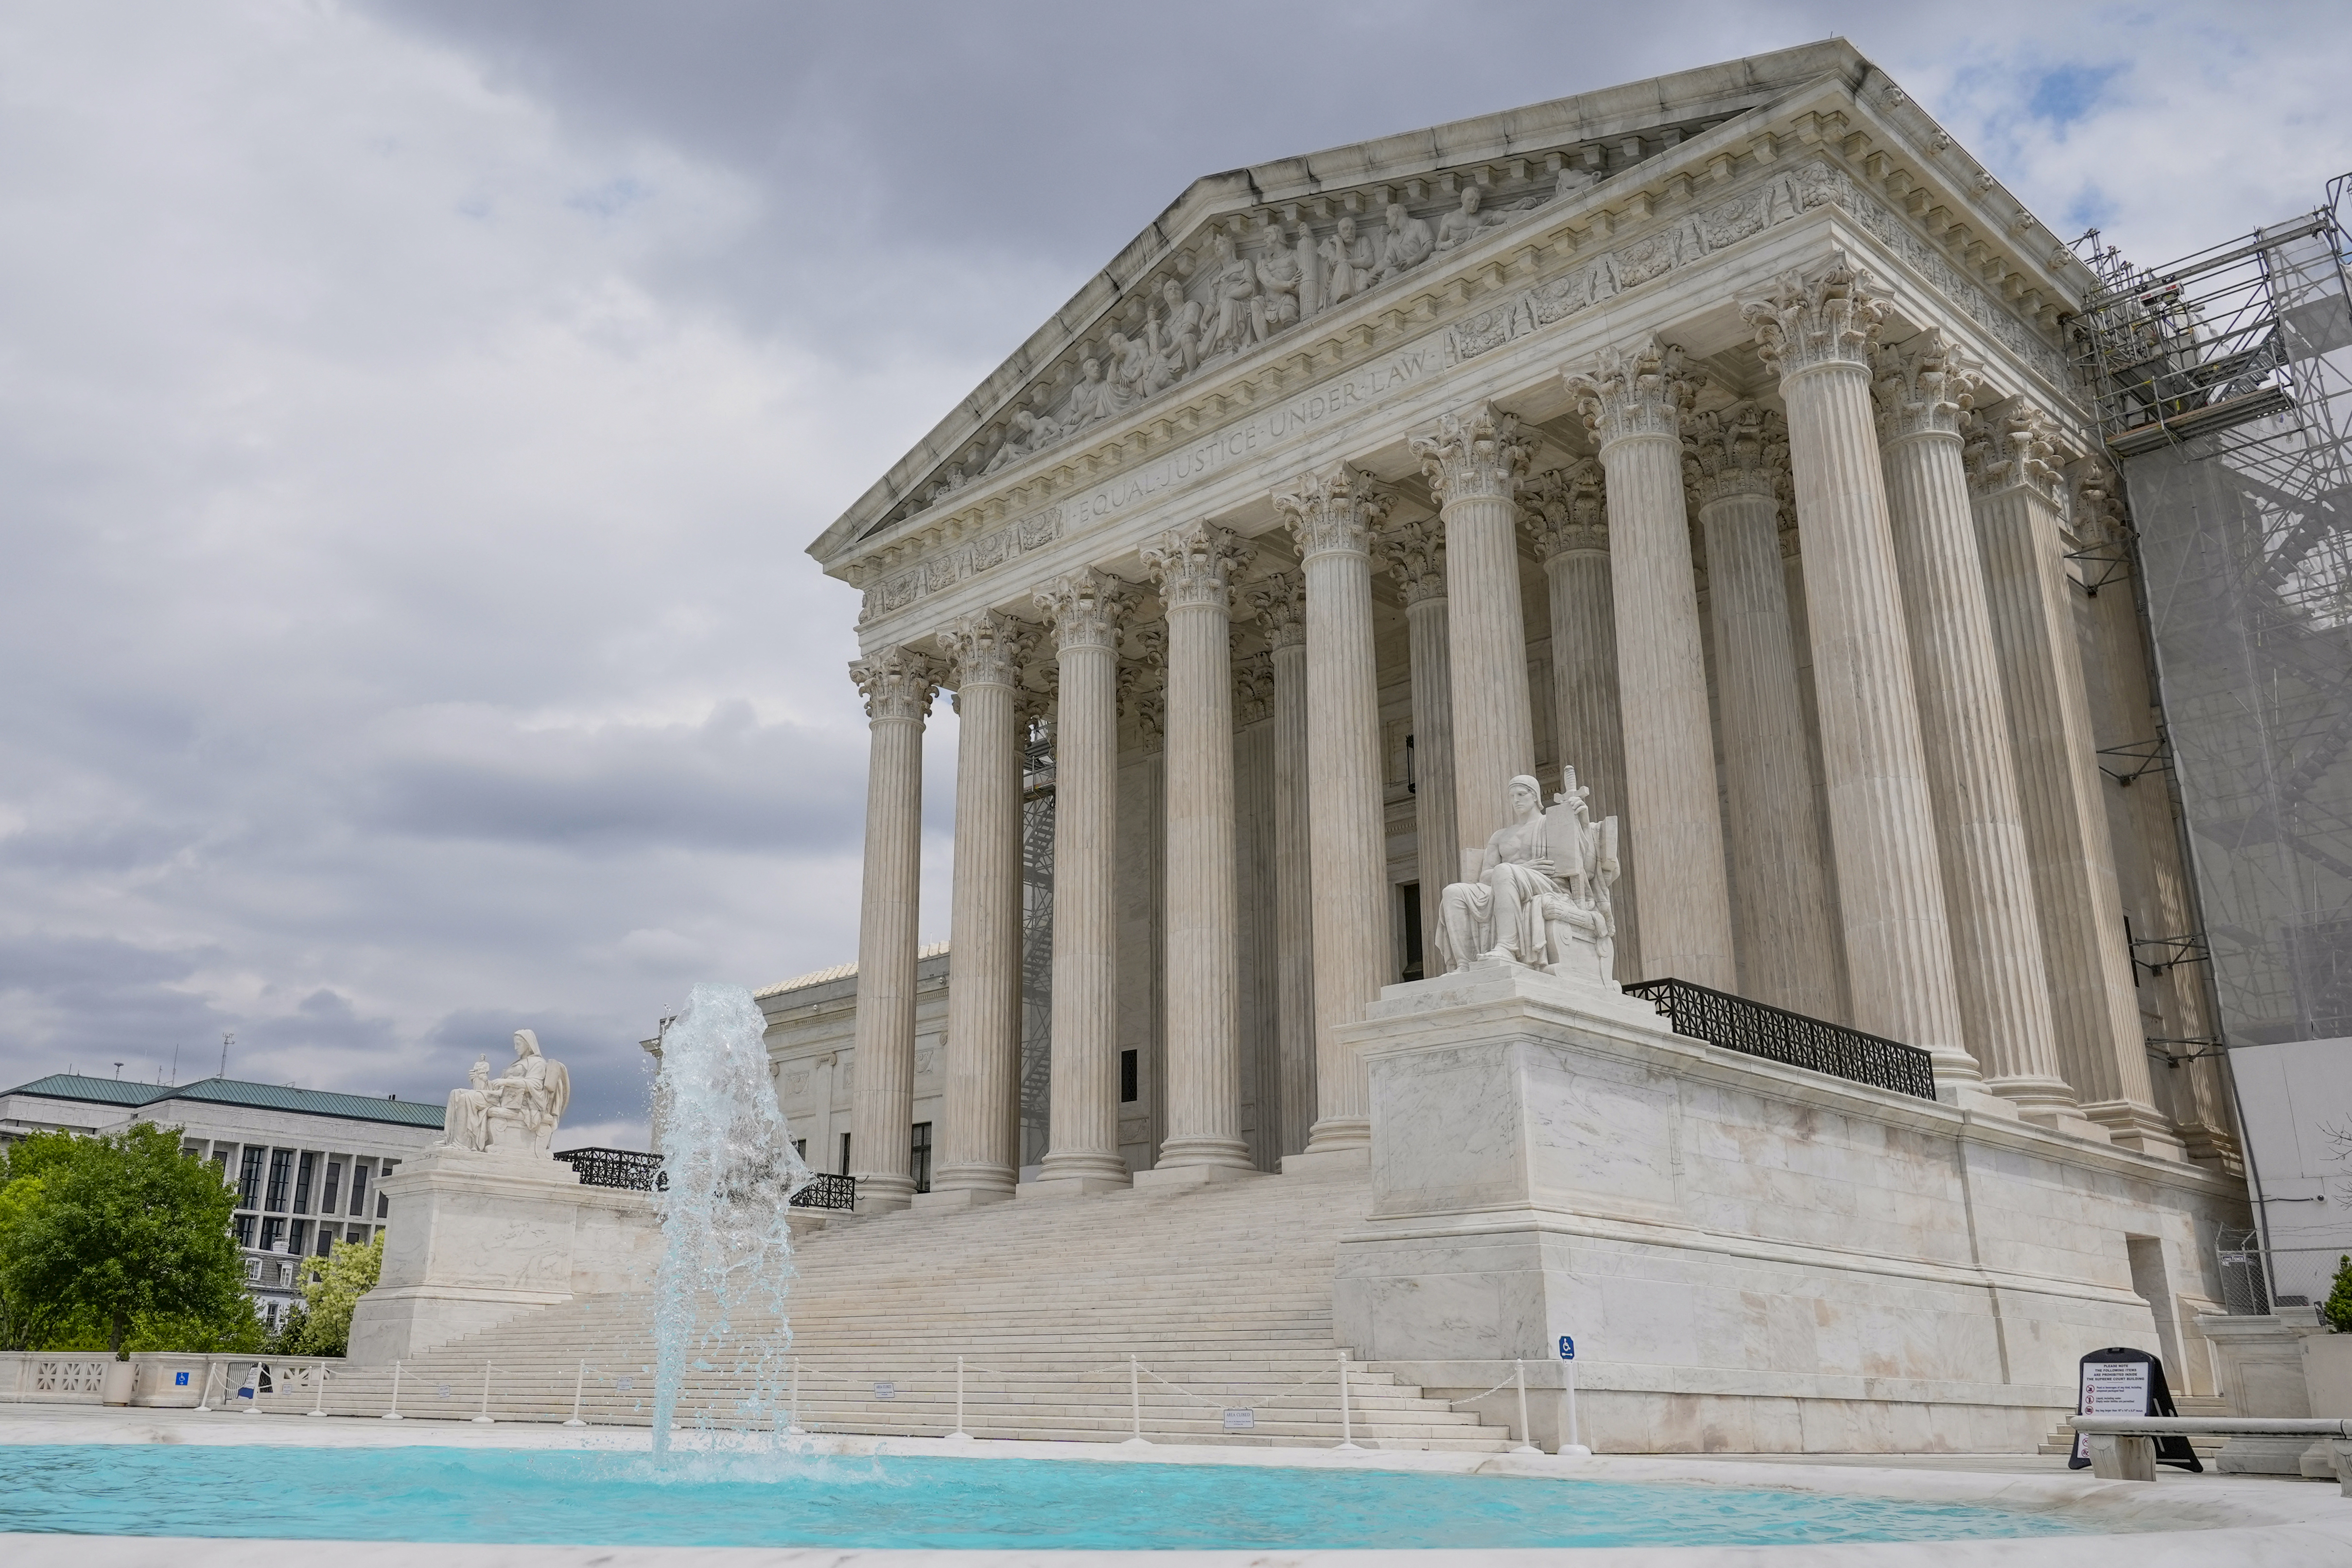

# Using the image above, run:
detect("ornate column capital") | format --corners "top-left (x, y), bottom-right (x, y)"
top-left (937, 609), bottom-right (1035, 689)
top-left (1142, 520), bottom-right (1253, 612)
top-left (2072, 456), bottom-right (2131, 547)
top-left (1411, 401), bottom-right (1531, 505)
top-left (1873, 329), bottom-right (1983, 444)
top-left (1521, 459), bottom-right (1609, 561)
top-left (1566, 337), bottom-right (1695, 450)
top-left (1371, 515), bottom-right (1447, 604)
top-left (1234, 649), bottom-right (1275, 725)
top-left (1244, 570), bottom-right (1307, 648)
top-left (1963, 401), bottom-right (2077, 504)
top-left (1742, 255), bottom-right (1888, 381)
top-left (1034, 567), bottom-right (1137, 653)
top-left (849, 645), bottom-right (943, 723)
top-left (1272, 464), bottom-right (1392, 559)
top-left (1683, 401), bottom-right (1788, 510)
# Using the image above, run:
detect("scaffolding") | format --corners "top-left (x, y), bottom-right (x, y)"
top-left (2072, 177), bottom-right (2352, 1052)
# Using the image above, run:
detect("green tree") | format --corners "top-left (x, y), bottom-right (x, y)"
top-left (0, 1122), bottom-right (248, 1356)
top-left (275, 1233), bottom-right (380, 1357)
top-left (2325, 1254), bottom-right (2352, 1334)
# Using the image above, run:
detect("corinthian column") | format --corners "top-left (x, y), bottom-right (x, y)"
top-left (1564, 339), bottom-right (1734, 990)
top-left (1371, 514), bottom-right (1458, 971)
top-left (1275, 466), bottom-right (1390, 1159)
top-left (921, 610), bottom-right (1032, 1206)
top-left (1246, 573), bottom-right (1315, 1157)
top-left (1025, 569), bottom-right (1136, 1196)
top-left (1523, 460), bottom-right (1640, 976)
top-left (845, 645), bottom-right (942, 1212)
top-left (1685, 403), bottom-right (1842, 1018)
top-left (1741, 259), bottom-right (1975, 1088)
top-left (1413, 403), bottom-right (1535, 854)
top-left (1968, 407), bottom-right (2181, 1155)
top-left (1139, 522), bottom-right (1257, 1178)
top-left (1873, 335), bottom-right (2077, 1123)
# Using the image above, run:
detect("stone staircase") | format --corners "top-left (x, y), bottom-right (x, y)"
top-left (264, 1165), bottom-right (1509, 1450)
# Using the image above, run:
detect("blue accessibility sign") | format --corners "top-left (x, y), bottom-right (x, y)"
top-left (1558, 1335), bottom-right (1576, 1361)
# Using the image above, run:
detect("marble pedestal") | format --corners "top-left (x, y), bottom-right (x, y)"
top-left (348, 1145), bottom-right (660, 1365)
top-left (1333, 960), bottom-right (2250, 1454)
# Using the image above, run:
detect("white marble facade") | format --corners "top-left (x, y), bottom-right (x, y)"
top-left (785, 41), bottom-right (2254, 1445)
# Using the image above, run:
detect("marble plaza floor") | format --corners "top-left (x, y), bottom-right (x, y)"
top-left (5, 1403), bottom-right (2352, 1565)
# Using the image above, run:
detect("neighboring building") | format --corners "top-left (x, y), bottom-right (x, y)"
top-left (0, 1073), bottom-right (444, 1330)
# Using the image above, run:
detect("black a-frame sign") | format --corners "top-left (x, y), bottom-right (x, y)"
top-left (2068, 1346), bottom-right (2203, 1472)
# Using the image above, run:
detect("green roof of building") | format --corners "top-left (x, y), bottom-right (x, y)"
top-left (2, 1073), bottom-right (444, 1130)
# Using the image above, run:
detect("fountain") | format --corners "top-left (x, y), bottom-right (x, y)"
top-left (648, 982), bottom-right (812, 1454)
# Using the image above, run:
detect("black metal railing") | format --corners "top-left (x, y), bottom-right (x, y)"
top-left (557, 1147), bottom-right (664, 1190)
top-left (554, 1148), bottom-right (859, 1209)
top-left (1622, 978), bottom-right (1938, 1101)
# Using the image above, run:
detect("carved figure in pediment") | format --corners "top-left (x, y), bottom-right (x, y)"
top-left (984, 408), bottom-right (1063, 476)
top-left (1149, 278), bottom-right (1206, 381)
top-left (1106, 330), bottom-right (1160, 407)
top-left (1319, 215), bottom-right (1375, 307)
top-left (1065, 357), bottom-right (1119, 429)
top-left (1206, 232), bottom-right (1261, 356)
top-left (1375, 202), bottom-right (1434, 282)
top-left (1434, 185), bottom-right (1503, 252)
top-left (924, 464), bottom-right (968, 505)
top-left (1253, 236), bottom-right (1303, 339)
top-left (1553, 166), bottom-right (1597, 202)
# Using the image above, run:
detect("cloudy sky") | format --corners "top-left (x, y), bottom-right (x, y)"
top-left (1, 1), bottom-right (2344, 1147)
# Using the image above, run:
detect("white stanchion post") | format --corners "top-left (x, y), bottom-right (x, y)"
top-left (1561, 1358), bottom-right (1589, 1456)
top-left (1123, 1356), bottom-right (1148, 1446)
top-left (473, 1360), bottom-right (495, 1424)
top-left (946, 1355), bottom-right (970, 1441)
top-left (383, 1360), bottom-right (404, 1420)
top-left (195, 1359), bottom-right (217, 1413)
top-left (564, 1359), bottom-right (587, 1428)
top-left (309, 1359), bottom-right (329, 1418)
top-left (244, 1361), bottom-right (263, 1415)
top-left (1512, 1359), bottom-right (1538, 1452)
top-left (785, 1358), bottom-right (806, 1436)
top-left (1336, 1350), bottom-right (1361, 1451)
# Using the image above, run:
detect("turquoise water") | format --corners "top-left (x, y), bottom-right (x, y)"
top-left (0, 1445), bottom-right (2089, 1550)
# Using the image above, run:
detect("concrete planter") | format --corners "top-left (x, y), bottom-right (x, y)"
top-left (2304, 1331), bottom-right (2352, 1417)
top-left (99, 1358), bottom-right (136, 1406)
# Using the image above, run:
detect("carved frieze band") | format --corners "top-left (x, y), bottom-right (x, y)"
top-left (1566, 336), bottom-right (1694, 450)
top-left (1874, 328), bottom-right (1982, 444)
top-left (864, 505), bottom-right (1065, 627)
top-left (1744, 255), bottom-right (1888, 380)
top-left (1684, 401), bottom-right (1787, 509)
top-left (1521, 459), bottom-right (1607, 560)
top-left (849, 645), bottom-right (944, 724)
top-left (1414, 401), bottom-right (1530, 506)
top-left (1142, 521), bottom-right (1253, 613)
top-left (1272, 463), bottom-right (1392, 560)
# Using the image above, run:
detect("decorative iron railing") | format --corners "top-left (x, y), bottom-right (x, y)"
top-left (1621, 978), bottom-right (1938, 1101)
top-left (553, 1148), bottom-right (858, 1210)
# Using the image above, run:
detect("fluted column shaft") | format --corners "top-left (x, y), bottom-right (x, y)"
top-left (1969, 411), bottom-right (2179, 1154)
top-left (1567, 342), bottom-right (1734, 989)
top-left (1280, 468), bottom-right (1389, 1156)
top-left (1689, 409), bottom-right (1842, 1018)
top-left (846, 647), bottom-right (940, 1213)
top-left (1374, 516), bottom-right (1457, 970)
top-left (1252, 577), bottom-right (1316, 1157)
top-left (1873, 342), bottom-right (2074, 1119)
top-left (1028, 571), bottom-right (1132, 1194)
top-left (928, 613), bottom-right (1030, 1203)
top-left (1744, 262), bottom-right (1974, 1082)
top-left (1414, 404), bottom-right (1535, 854)
top-left (1527, 461), bottom-right (1640, 976)
top-left (1145, 523), bottom-right (1254, 1172)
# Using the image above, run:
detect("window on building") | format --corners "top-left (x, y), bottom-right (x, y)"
top-left (793, 1138), bottom-right (806, 1160)
top-left (260, 1216), bottom-right (286, 1252)
top-left (293, 1152), bottom-right (315, 1214)
top-left (1400, 882), bottom-right (1425, 983)
top-left (244, 1255), bottom-right (261, 1281)
top-left (910, 1122), bottom-right (932, 1195)
top-left (264, 1149), bottom-right (294, 1212)
top-left (288, 1219), bottom-right (308, 1254)
top-left (314, 1228), bottom-right (335, 1258)
top-left (348, 1164), bottom-right (369, 1216)
top-left (237, 1148), bottom-right (264, 1208)
top-left (211, 1149), bottom-right (231, 1184)
top-left (376, 1160), bottom-right (395, 1218)
top-left (1120, 1049), bottom-right (1139, 1103)
top-left (838, 1132), bottom-right (851, 1176)
top-left (320, 1161), bottom-right (341, 1214)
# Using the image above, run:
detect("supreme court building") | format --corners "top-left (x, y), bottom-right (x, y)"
top-left (785, 42), bottom-right (2253, 1426)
